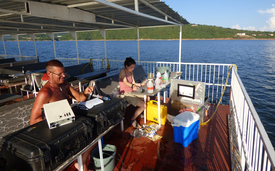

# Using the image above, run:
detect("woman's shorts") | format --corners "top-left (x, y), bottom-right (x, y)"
top-left (124, 96), bottom-right (140, 107)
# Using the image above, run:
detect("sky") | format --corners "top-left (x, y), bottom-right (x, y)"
top-left (162, 0), bottom-right (275, 31)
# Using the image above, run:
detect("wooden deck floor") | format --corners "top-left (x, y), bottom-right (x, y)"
top-left (85, 101), bottom-right (231, 171)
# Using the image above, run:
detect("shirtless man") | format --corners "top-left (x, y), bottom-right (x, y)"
top-left (30, 59), bottom-right (94, 171)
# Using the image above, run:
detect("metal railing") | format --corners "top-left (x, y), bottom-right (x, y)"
top-left (0, 54), bottom-right (37, 61)
top-left (230, 67), bottom-right (275, 171)
top-left (61, 58), bottom-right (232, 104)
top-left (59, 58), bottom-right (232, 104)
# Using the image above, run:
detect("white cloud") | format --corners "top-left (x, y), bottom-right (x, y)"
top-left (231, 24), bottom-right (255, 31)
top-left (232, 24), bottom-right (241, 30)
top-left (258, 4), bottom-right (275, 31)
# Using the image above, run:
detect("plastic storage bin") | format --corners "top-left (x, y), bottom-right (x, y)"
top-left (172, 111), bottom-right (200, 147)
top-left (146, 100), bottom-right (167, 125)
top-left (92, 144), bottom-right (116, 171)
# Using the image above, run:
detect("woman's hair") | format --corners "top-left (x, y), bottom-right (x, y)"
top-left (124, 57), bottom-right (136, 67)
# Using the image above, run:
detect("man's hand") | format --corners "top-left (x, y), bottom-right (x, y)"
top-left (84, 86), bottom-right (94, 96)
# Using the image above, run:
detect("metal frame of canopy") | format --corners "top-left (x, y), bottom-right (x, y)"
top-left (0, 0), bottom-right (188, 70)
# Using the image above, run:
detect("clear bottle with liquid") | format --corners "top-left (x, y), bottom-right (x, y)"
top-left (155, 72), bottom-right (161, 89)
top-left (147, 79), bottom-right (154, 93)
top-left (163, 70), bottom-right (169, 82)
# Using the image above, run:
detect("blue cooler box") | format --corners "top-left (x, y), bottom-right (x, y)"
top-left (172, 111), bottom-right (200, 147)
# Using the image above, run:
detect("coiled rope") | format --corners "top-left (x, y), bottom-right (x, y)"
top-left (82, 58), bottom-right (94, 74)
top-left (200, 64), bottom-right (237, 126)
top-left (101, 58), bottom-right (110, 69)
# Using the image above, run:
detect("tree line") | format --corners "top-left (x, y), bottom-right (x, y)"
top-left (7, 24), bottom-right (275, 41)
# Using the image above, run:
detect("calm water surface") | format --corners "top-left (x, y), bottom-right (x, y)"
top-left (1, 40), bottom-right (275, 147)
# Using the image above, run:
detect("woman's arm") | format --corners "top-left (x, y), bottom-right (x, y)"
top-left (120, 69), bottom-right (133, 87)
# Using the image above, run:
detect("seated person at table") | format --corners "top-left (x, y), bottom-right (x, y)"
top-left (119, 57), bottom-right (147, 128)
top-left (30, 59), bottom-right (94, 171)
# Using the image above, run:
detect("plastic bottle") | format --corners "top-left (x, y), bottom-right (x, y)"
top-left (22, 66), bottom-right (25, 74)
top-left (163, 70), bottom-right (169, 82)
top-left (155, 72), bottom-right (161, 89)
top-left (112, 88), bottom-right (119, 98)
top-left (92, 94), bottom-right (110, 100)
top-left (147, 79), bottom-right (153, 93)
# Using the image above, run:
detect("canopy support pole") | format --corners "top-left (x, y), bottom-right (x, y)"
top-left (70, 31), bottom-right (80, 65)
top-left (1, 35), bottom-right (7, 58)
top-left (27, 33), bottom-right (38, 61)
top-left (137, 27), bottom-right (140, 65)
top-left (11, 34), bottom-right (21, 61)
top-left (47, 32), bottom-right (57, 60)
top-left (99, 29), bottom-right (107, 60)
top-left (76, 32), bottom-right (79, 64)
top-left (33, 35), bottom-right (38, 60)
top-left (104, 30), bottom-right (107, 59)
top-left (52, 33), bottom-right (57, 59)
top-left (178, 25), bottom-right (182, 72)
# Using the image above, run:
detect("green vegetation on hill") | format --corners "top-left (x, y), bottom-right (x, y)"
top-left (5, 24), bottom-right (275, 41)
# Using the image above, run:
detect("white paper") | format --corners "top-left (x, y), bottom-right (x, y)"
top-left (80, 98), bottom-right (103, 109)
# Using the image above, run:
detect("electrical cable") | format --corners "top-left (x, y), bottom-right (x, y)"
top-left (200, 64), bottom-right (237, 126)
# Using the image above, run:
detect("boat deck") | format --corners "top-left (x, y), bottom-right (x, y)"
top-left (82, 100), bottom-right (231, 171)
top-left (0, 91), bottom-right (231, 170)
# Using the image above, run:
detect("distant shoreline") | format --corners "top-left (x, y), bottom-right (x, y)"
top-left (5, 38), bottom-right (275, 41)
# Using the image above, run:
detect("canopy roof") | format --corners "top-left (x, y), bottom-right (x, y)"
top-left (0, 0), bottom-right (189, 35)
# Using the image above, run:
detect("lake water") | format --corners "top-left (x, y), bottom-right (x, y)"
top-left (1, 40), bottom-right (275, 147)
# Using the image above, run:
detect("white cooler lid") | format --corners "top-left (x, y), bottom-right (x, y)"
top-left (172, 111), bottom-right (200, 127)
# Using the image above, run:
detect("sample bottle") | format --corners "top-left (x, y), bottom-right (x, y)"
top-left (22, 66), bottom-right (25, 74)
top-left (147, 79), bottom-right (153, 93)
top-left (163, 70), bottom-right (169, 82)
top-left (155, 72), bottom-right (161, 89)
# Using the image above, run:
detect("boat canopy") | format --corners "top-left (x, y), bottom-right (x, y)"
top-left (0, 0), bottom-right (189, 35)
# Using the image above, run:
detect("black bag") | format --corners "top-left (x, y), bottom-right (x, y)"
top-left (73, 98), bottom-right (127, 136)
top-left (0, 117), bottom-right (93, 171)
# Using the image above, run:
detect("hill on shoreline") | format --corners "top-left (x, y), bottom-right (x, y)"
top-left (5, 24), bottom-right (275, 41)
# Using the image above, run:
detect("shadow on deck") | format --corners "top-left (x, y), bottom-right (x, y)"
top-left (94, 102), bottom-right (231, 171)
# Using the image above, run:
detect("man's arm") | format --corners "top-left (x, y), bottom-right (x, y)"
top-left (30, 90), bottom-right (51, 125)
top-left (69, 84), bottom-right (94, 102)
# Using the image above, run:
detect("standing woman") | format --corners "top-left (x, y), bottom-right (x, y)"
top-left (119, 57), bottom-right (147, 128)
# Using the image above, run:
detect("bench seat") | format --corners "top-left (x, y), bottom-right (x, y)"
top-left (0, 93), bottom-right (22, 106)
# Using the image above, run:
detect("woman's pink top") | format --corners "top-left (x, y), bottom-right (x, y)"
top-left (119, 70), bottom-right (133, 94)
